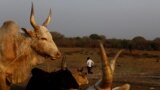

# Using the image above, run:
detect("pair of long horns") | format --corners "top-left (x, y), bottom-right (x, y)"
top-left (30, 3), bottom-right (52, 29)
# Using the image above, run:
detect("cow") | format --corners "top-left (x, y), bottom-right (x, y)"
top-left (26, 56), bottom-right (88, 90)
top-left (86, 42), bottom-right (130, 90)
top-left (0, 3), bottom-right (61, 90)
top-left (26, 68), bottom-right (80, 90)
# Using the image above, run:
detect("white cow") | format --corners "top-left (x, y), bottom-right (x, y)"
top-left (0, 3), bottom-right (61, 90)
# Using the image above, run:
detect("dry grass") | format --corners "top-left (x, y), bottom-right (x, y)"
top-left (11, 48), bottom-right (160, 90)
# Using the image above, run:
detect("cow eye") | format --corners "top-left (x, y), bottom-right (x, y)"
top-left (41, 37), bottom-right (47, 40)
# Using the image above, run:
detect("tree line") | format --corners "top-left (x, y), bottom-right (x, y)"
top-left (51, 32), bottom-right (160, 51)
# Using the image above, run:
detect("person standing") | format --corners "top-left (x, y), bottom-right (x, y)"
top-left (86, 57), bottom-right (94, 74)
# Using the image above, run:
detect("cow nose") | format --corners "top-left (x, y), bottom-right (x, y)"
top-left (56, 51), bottom-right (61, 58)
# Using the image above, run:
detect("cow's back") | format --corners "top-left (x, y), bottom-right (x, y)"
top-left (26, 68), bottom-right (79, 90)
top-left (49, 69), bottom-right (79, 90)
top-left (0, 21), bottom-right (19, 61)
top-left (26, 68), bottom-right (50, 90)
top-left (0, 21), bottom-right (32, 84)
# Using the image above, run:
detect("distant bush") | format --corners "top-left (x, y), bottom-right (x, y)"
top-left (50, 31), bottom-right (160, 50)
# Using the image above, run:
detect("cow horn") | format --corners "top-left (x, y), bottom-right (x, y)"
top-left (110, 49), bottom-right (123, 73)
top-left (42, 8), bottom-right (52, 27)
top-left (112, 83), bottom-right (130, 90)
top-left (98, 42), bottom-right (113, 89)
top-left (61, 55), bottom-right (67, 70)
top-left (30, 3), bottom-right (38, 31)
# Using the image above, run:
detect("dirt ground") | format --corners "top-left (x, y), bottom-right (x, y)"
top-left (11, 48), bottom-right (160, 90)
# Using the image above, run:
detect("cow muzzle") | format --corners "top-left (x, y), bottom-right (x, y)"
top-left (50, 51), bottom-right (61, 60)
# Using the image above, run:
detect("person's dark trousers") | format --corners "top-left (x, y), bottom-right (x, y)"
top-left (87, 66), bottom-right (93, 74)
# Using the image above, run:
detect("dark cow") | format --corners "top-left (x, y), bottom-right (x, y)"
top-left (26, 56), bottom-right (88, 90)
top-left (26, 68), bottom-right (79, 90)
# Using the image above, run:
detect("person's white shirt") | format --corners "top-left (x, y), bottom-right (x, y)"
top-left (87, 59), bottom-right (94, 67)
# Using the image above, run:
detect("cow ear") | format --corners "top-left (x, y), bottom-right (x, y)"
top-left (21, 28), bottom-right (35, 37)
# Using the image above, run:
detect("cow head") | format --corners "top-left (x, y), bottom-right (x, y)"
top-left (22, 3), bottom-right (61, 60)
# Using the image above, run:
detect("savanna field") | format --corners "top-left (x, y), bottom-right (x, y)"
top-left (11, 47), bottom-right (160, 90)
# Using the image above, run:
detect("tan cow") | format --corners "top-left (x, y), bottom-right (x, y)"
top-left (87, 43), bottom-right (130, 90)
top-left (0, 3), bottom-right (61, 90)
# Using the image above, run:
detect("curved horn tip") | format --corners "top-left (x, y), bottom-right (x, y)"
top-left (31, 2), bottom-right (34, 16)
top-left (30, 2), bottom-right (38, 31)
top-left (31, 2), bottom-right (34, 7)
top-left (42, 8), bottom-right (52, 27)
top-left (49, 8), bottom-right (52, 16)
top-left (99, 42), bottom-right (103, 47)
top-left (99, 42), bottom-right (105, 51)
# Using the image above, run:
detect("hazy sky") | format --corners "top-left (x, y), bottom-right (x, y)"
top-left (0, 0), bottom-right (160, 40)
